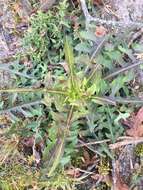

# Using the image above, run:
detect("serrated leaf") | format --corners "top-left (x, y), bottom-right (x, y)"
top-left (75, 42), bottom-right (90, 53)
top-left (87, 83), bottom-right (97, 95)
top-left (80, 31), bottom-right (97, 41)
top-left (60, 156), bottom-right (70, 166)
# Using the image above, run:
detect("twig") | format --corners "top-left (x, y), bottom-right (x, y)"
top-left (117, 136), bottom-right (133, 140)
top-left (77, 168), bottom-right (94, 175)
top-left (77, 136), bottom-right (134, 148)
top-left (78, 139), bottom-right (105, 156)
top-left (77, 139), bottom-right (110, 147)
top-left (79, 0), bottom-right (91, 29)
top-left (109, 137), bottom-right (143, 149)
top-left (80, 0), bottom-right (143, 28)
top-left (77, 164), bottom-right (96, 181)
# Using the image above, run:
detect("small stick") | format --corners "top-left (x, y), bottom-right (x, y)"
top-left (77, 136), bottom-right (135, 147)
top-left (77, 139), bottom-right (110, 147)
top-left (109, 137), bottom-right (143, 149)
top-left (78, 139), bottom-right (105, 156)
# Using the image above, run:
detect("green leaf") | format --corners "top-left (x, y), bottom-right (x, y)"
top-left (26, 121), bottom-right (40, 131)
top-left (0, 101), bottom-right (4, 109)
top-left (96, 54), bottom-right (113, 69)
top-left (80, 31), bottom-right (97, 41)
top-left (64, 36), bottom-right (76, 89)
top-left (87, 68), bottom-right (102, 95)
top-left (132, 43), bottom-right (143, 53)
top-left (60, 156), bottom-right (71, 166)
top-left (48, 138), bottom-right (65, 177)
top-left (106, 50), bottom-right (122, 62)
top-left (75, 42), bottom-right (91, 53)
top-left (111, 71), bottom-right (134, 96)
top-left (87, 83), bottom-right (97, 95)
top-left (92, 96), bottom-right (116, 105)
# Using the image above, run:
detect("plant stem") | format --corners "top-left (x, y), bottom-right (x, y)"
top-left (77, 139), bottom-right (110, 147)
top-left (0, 88), bottom-right (67, 95)
top-left (48, 106), bottom-right (74, 177)
top-left (66, 105), bottom-right (74, 129)
top-left (104, 61), bottom-right (143, 80)
top-left (91, 96), bottom-right (116, 105)
top-left (113, 97), bottom-right (143, 104)
top-left (92, 96), bottom-right (143, 105)
top-left (109, 137), bottom-right (143, 149)
top-left (90, 36), bottom-right (107, 62)
top-left (86, 64), bottom-right (101, 84)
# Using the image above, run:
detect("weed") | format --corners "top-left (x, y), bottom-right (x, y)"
top-left (0, 0), bottom-right (143, 189)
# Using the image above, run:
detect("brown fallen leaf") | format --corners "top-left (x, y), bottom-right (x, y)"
top-left (66, 167), bottom-right (81, 178)
top-left (93, 0), bottom-right (103, 6)
top-left (83, 149), bottom-right (91, 165)
top-left (126, 107), bottom-right (143, 137)
top-left (95, 25), bottom-right (107, 37)
top-left (82, 148), bottom-right (97, 166)
top-left (71, 0), bottom-right (80, 7)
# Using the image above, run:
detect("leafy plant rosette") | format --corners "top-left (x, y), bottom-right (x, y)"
top-left (1, 36), bottom-right (143, 176)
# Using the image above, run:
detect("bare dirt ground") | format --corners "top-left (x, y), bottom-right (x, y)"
top-left (111, 0), bottom-right (143, 22)
top-left (0, 0), bottom-right (30, 88)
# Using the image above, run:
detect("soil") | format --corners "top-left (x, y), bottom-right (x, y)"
top-left (0, 0), bottom-right (28, 88)
top-left (111, 0), bottom-right (143, 22)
